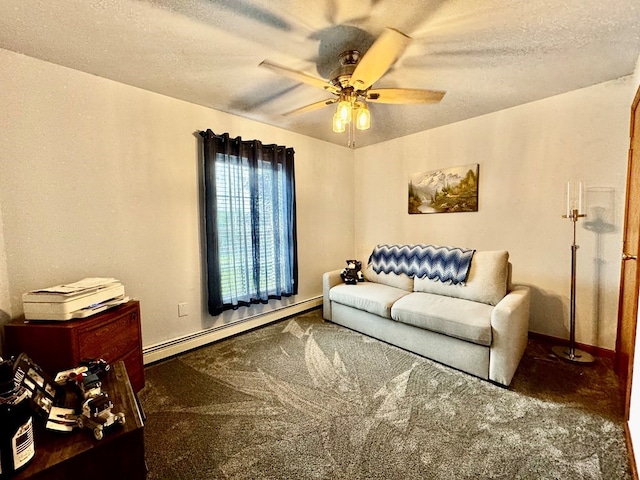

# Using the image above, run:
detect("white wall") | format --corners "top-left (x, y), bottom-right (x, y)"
top-left (0, 48), bottom-right (355, 351)
top-left (354, 76), bottom-right (636, 351)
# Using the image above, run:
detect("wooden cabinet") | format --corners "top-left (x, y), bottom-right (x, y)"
top-left (3, 301), bottom-right (144, 392)
top-left (12, 361), bottom-right (146, 480)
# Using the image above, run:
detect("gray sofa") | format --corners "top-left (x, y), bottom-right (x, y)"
top-left (322, 248), bottom-right (530, 387)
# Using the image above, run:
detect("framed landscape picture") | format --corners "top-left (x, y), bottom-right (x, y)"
top-left (409, 164), bottom-right (479, 214)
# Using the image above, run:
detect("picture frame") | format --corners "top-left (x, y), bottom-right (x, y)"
top-left (409, 164), bottom-right (479, 214)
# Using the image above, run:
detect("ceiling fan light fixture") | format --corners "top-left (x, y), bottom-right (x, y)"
top-left (260, 27), bottom-right (447, 147)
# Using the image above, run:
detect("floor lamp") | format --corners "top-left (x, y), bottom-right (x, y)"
top-left (552, 181), bottom-right (595, 364)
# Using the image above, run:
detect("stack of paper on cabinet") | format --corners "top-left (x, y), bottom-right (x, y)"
top-left (22, 278), bottom-right (128, 321)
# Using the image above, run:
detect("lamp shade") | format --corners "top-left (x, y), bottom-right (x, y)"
top-left (336, 100), bottom-right (352, 123)
top-left (565, 180), bottom-right (584, 217)
top-left (355, 102), bottom-right (371, 130)
top-left (332, 112), bottom-right (346, 133)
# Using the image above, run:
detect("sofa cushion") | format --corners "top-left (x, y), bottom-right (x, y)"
top-left (330, 282), bottom-right (411, 319)
top-left (364, 265), bottom-right (414, 291)
top-left (391, 292), bottom-right (494, 346)
top-left (413, 250), bottom-right (509, 306)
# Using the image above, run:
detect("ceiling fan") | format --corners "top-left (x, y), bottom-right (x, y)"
top-left (259, 27), bottom-right (446, 144)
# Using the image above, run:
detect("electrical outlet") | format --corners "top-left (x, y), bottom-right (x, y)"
top-left (178, 302), bottom-right (188, 317)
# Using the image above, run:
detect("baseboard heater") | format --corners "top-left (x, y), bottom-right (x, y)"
top-left (142, 296), bottom-right (322, 365)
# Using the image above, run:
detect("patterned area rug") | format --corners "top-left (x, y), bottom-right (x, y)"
top-left (138, 309), bottom-right (632, 479)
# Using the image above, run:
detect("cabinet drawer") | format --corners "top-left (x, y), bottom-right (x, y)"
top-left (77, 313), bottom-right (139, 361)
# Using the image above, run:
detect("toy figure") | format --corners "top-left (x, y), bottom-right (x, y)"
top-left (340, 260), bottom-right (364, 285)
top-left (76, 392), bottom-right (125, 440)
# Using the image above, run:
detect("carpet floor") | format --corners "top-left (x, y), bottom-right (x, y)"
top-left (138, 308), bottom-right (632, 479)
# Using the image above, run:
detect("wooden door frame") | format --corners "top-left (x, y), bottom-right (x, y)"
top-left (618, 84), bottom-right (640, 421)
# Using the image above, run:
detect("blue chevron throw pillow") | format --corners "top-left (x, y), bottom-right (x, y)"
top-left (368, 244), bottom-right (475, 285)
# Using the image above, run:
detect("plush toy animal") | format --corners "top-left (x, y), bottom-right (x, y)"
top-left (340, 260), bottom-right (364, 285)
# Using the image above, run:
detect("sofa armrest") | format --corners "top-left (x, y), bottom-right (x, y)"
top-left (489, 285), bottom-right (530, 386)
top-left (323, 269), bottom-right (344, 320)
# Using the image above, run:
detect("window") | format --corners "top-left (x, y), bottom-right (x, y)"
top-left (200, 130), bottom-right (298, 315)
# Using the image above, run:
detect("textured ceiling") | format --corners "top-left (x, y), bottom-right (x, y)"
top-left (1, 0), bottom-right (639, 148)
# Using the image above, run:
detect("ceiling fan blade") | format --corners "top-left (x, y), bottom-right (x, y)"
top-left (259, 60), bottom-right (339, 94)
top-left (283, 98), bottom-right (338, 116)
top-left (349, 28), bottom-right (412, 91)
top-left (367, 88), bottom-right (446, 104)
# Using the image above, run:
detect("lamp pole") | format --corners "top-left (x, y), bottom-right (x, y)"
top-left (552, 207), bottom-right (595, 363)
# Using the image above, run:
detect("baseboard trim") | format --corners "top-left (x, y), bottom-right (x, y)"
top-left (143, 307), bottom-right (616, 364)
top-left (143, 297), bottom-right (322, 365)
top-left (527, 331), bottom-right (615, 361)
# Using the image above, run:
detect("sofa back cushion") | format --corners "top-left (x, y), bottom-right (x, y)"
top-left (364, 266), bottom-right (414, 291)
top-left (413, 250), bottom-right (509, 306)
